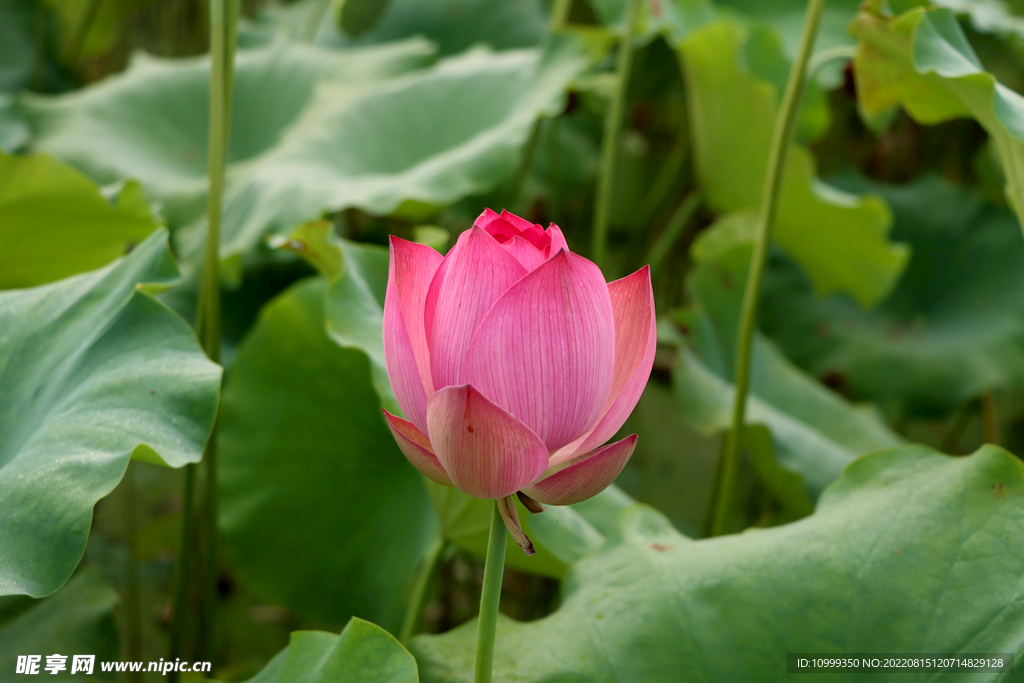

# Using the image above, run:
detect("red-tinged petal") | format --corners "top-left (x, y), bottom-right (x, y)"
top-left (424, 227), bottom-right (526, 389)
top-left (426, 385), bottom-right (549, 500)
top-left (524, 434), bottom-right (638, 505)
top-left (464, 250), bottom-right (615, 452)
top-left (556, 266), bottom-right (657, 462)
top-left (501, 234), bottom-right (548, 271)
top-left (383, 409), bottom-right (453, 486)
top-left (498, 495), bottom-right (535, 555)
top-left (384, 237), bottom-right (443, 433)
top-left (546, 223), bottom-right (570, 253)
top-left (475, 208), bottom-right (515, 241)
top-left (499, 209), bottom-right (538, 233)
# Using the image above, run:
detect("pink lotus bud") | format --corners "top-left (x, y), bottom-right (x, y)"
top-left (383, 209), bottom-right (656, 552)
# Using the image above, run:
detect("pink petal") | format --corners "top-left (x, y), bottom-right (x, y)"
top-left (474, 208), bottom-right (516, 241)
top-left (424, 227), bottom-right (527, 390)
top-left (426, 385), bottom-right (549, 500)
top-left (524, 434), bottom-right (638, 505)
top-left (383, 237), bottom-right (443, 433)
top-left (546, 223), bottom-right (570, 253)
top-left (556, 266), bottom-right (656, 462)
top-left (502, 234), bottom-right (549, 271)
top-left (499, 209), bottom-right (538, 234)
top-left (383, 410), bottom-right (453, 486)
top-left (498, 495), bottom-right (535, 555)
top-left (464, 250), bottom-right (615, 452)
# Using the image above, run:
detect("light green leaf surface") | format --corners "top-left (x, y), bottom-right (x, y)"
top-left (852, 2), bottom-right (1024, 232)
top-left (0, 229), bottom-right (221, 597)
top-left (26, 36), bottom-right (588, 285)
top-left (319, 0), bottom-right (547, 54)
top-left (678, 21), bottom-right (909, 306)
top-left (0, 568), bottom-right (119, 681)
top-left (762, 173), bottom-right (1024, 419)
top-left (412, 444), bottom-right (1024, 681)
top-left (0, 152), bottom-right (159, 289)
top-left (669, 220), bottom-right (902, 497)
top-left (218, 277), bottom-right (436, 631)
top-left (210, 618), bottom-right (418, 683)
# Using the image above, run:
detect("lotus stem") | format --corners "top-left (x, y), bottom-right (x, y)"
top-left (474, 501), bottom-right (508, 683)
top-left (707, 0), bottom-right (827, 537)
top-left (591, 0), bottom-right (640, 270)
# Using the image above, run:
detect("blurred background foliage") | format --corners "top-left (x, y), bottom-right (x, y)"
top-left (3, 0), bottom-right (1024, 680)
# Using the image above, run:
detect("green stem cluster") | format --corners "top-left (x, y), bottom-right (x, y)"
top-left (707, 0), bottom-right (828, 537)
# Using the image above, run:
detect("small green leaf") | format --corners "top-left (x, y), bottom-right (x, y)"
top-left (0, 229), bottom-right (221, 597)
top-left (678, 21), bottom-right (909, 306)
top-left (0, 152), bottom-right (160, 289)
top-left (0, 568), bottom-right (119, 680)
top-left (210, 618), bottom-right (419, 683)
top-left (218, 277), bottom-right (436, 631)
top-left (851, 2), bottom-right (1024, 234)
top-left (412, 444), bottom-right (1024, 682)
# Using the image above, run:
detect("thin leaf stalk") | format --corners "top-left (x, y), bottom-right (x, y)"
top-left (399, 535), bottom-right (447, 644)
top-left (474, 502), bottom-right (508, 683)
top-left (707, 0), bottom-right (828, 537)
top-left (591, 0), bottom-right (640, 270)
top-left (195, 0), bottom-right (240, 669)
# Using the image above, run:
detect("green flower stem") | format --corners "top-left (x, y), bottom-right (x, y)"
top-left (550, 0), bottom-right (572, 31)
top-left (707, 0), bottom-right (828, 538)
top-left (399, 535), bottom-right (446, 645)
top-left (169, 0), bottom-right (239, 673)
top-left (122, 463), bottom-right (143, 683)
top-left (66, 0), bottom-right (104, 66)
top-left (474, 501), bottom-right (508, 683)
top-left (591, 0), bottom-right (640, 270)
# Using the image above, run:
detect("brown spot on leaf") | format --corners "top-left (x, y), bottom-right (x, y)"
top-left (150, 389), bottom-right (156, 395)
top-left (993, 482), bottom-right (1006, 497)
top-left (648, 542), bottom-right (673, 552)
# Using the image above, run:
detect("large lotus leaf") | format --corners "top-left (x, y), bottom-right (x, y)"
top-left (851, 3), bottom-right (1024, 232)
top-left (668, 219), bottom-right (901, 498)
top-left (0, 568), bottom-right (119, 681)
top-left (411, 444), bottom-right (1024, 681)
top-left (241, 0), bottom-right (546, 55)
top-left (0, 152), bottom-right (159, 289)
top-left (761, 174), bottom-right (1024, 420)
top-left (218, 276), bottom-right (437, 631)
top-left (23, 39), bottom-right (433, 236)
top-left (678, 21), bottom-right (909, 307)
top-left (26, 36), bottom-right (588, 285)
top-left (0, 229), bottom-right (221, 598)
top-left (320, 0), bottom-right (547, 55)
top-left (210, 619), bottom-right (418, 683)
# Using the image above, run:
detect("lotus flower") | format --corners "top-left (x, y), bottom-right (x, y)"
top-left (382, 209), bottom-right (656, 553)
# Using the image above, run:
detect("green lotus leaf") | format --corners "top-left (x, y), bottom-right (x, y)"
top-left (0, 568), bottom-right (119, 680)
top-left (762, 173), bottom-right (1024, 419)
top-left (678, 20), bottom-right (909, 307)
top-left (209, 618), bottom-right (418, 683)
top-left (412, 444), bottom-right (1024, 681)
top-left (0, 152), bottom-right (159, 289)
top-left (25, 35), bottom-right (588, 285)
top-left (667, 216), bottom-right (901, 500)
top-left (23, 39), bottom-right (431, 274)
top-left (0, 228), bottom-right (221, 597)
top-left (851, 2), bottom-right (1024, 233)
top-left (218, 276), bottom-right (436, 631)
